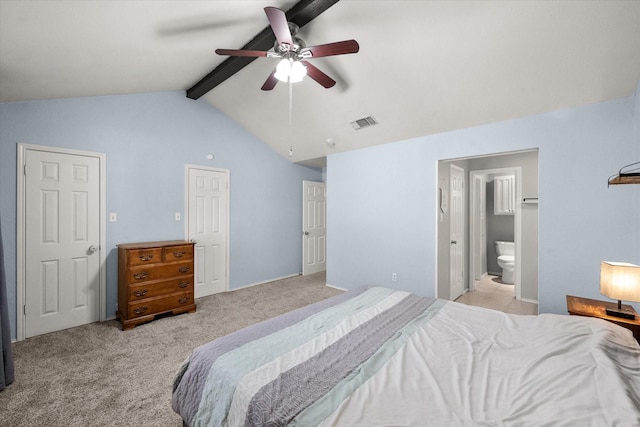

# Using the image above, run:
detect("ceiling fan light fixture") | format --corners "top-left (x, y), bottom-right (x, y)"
top-left (208, 7), bottom-right (359, 94)
top-left (289, 60), bottom-right (307, 82)
top-left (275, 58), bottom-right (307, 83)
top-left (274, 58), bottom-right (291, 82)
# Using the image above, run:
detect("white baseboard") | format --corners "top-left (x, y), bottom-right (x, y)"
top-left (325, 283), bottom-right (347, 291)
top-left (231, 273), bottom-right (302, 291)
top-left (520, 297), bottom-right (539, 305)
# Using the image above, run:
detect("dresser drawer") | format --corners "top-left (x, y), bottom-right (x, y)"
top-left (125, 261), bottom-right (193, 283)
top-left (117, 240), bottom-right (196, 330)
top-left (128, 278), bottom-right (193, 301)
top-left (165, 244), bottom-right (194, 262)
top-left (127, 248), bottom-right (163, 266)
top-left (128, 292), bottom-right (194, 319)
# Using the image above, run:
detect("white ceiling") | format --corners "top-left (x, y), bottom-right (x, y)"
top-left (1, 1), bottom-right (639, 167)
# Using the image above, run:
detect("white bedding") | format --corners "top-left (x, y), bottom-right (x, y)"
top-left (318, 301), bottom-right (640, 426)
top-left (173, 287), bottom-right (640, 426)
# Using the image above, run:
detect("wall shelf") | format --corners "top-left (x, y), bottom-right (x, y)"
top-left (608, 161), bottom-right (640, 186)
top-left (608, 174), bottom-right (640, 185)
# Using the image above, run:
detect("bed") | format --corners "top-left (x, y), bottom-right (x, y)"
top-left (172, 286), bottom-right (640, 426)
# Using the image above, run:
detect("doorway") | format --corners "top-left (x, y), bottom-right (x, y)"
top-left (436, 149), bottom-right (539, 312)
top-left (17, 144), bottom-right (106, 340)
top-left (185, 165), bottom-right (229, 298)
top-left (469, 167), bottom-right (522, 300)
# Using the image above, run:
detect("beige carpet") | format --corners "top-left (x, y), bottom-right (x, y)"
top-left (0, 272), bottom-right (341, 427)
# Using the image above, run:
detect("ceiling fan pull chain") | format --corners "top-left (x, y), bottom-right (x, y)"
top-left (288, 79), bottom-right (293, 128)
top-left (288, 80), bottom-right (294, 157)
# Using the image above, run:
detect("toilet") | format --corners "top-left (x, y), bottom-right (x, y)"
top-left (495, 241), bottom-right (515, 284)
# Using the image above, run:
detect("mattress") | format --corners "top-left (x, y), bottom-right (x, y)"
top-left (172, 286), bottom-right (640, 426)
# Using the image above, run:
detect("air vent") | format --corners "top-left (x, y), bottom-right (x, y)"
top-left (350, 116), bottom-right (378, 130)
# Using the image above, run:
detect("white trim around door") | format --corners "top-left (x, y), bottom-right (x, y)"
top-left (16, 143), bottom-right (106, 341)
top-left (184, 165), bottom-right (230, 298)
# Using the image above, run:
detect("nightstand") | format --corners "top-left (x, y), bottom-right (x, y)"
top-left (566, 295), bottom-right (640, 344)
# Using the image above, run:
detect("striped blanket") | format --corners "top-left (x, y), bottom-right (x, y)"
top-left (172, 286), bottom-right (640, 426)
top-left (172, 287), bottom-right (443, 426)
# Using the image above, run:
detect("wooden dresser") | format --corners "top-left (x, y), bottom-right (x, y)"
top-left (117, 240), bottom-right (196, 330)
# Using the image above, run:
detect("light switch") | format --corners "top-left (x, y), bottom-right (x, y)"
top-left (175, 212), bottom-right (181, 221)
top-left (109, 213), bottom-right (117, 222)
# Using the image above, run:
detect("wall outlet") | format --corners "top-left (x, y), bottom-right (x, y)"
top-left (109, 212), bottom-right (117, 222)
top-left (391, 272), bottom-right (397, 282)
top-left (175, 212), bottom-right (181, 221)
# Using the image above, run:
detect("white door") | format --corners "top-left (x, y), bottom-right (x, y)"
top-left (187, 166), bottom-right (229, 298)
top-left (24, 149), bottom-right (101, 337)
top-left (449, 165), bottom-right (465, 300)
top-left (302, 181), bottom-right (326, 275)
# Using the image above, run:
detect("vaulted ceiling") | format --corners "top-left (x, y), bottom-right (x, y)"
top-left (1, 1), bottom-right (639, 167)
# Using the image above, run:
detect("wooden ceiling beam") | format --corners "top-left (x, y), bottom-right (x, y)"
top-left (186, 0), bottom-right (340, 100)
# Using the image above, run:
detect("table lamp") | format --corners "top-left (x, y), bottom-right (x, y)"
top-left (600, 261), bottom-right (640, 320)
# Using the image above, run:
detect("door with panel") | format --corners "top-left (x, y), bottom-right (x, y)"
top-left (24, 149), bottom-right (101, 337)
top-left (187, 166), bottom-right (229, 298)
top-left (302, 181), bottom-right (326, 275)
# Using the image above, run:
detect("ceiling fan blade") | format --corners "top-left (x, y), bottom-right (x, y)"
top-left (261, 69), bottom-right (279, 91)
top-left (215, 49), bottom-right (268, 57)
top-left (302, 61), bottom-right (336, 88)
top-left (303, 40), bottom-right (360, 58)
top-left (264, 7), bottom-right (294, 49)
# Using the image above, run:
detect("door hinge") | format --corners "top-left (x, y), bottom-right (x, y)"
top-left (23, 165), bottom-right (27, 175)
top-left (23, 304), bottom-right (26, 315)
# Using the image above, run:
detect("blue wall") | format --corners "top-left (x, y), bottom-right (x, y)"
top-left (0, 91), bottom-right (322, 339)
top-left (2, 87), bottom-right (639, 339)
top-left (327, 91), bottom-right (640, 315)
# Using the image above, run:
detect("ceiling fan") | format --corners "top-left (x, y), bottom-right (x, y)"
top-left (215, 6), bottom-right (359, 91)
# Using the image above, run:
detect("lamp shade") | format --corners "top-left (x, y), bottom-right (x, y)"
top-left (600, 261), bottom-right (640, 303)
top-left (289, 61), bottom-right (307, 83)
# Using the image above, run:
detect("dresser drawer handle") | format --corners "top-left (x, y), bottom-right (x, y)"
top-left (133, 289), bottom-right (148, 297)
top-left (173, 251), bottom-right (186, 258)
top-left (133, 272), bottom-right (149, 280)
top-left (178, 266), bottom-right (191, 273)
top-left (178, 281), bottom-right (189, 289)
top-left (138, 254), bottom-right (153, 262)
top-left (179, 296), bottom-right (190, 304)
top-left (133, 306), bottom-right (148, 315)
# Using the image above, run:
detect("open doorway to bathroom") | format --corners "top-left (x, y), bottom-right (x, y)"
top-left (436, 149), bottom-right (539, 315)
top-left (470, 167), bottom-right (521, 297)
